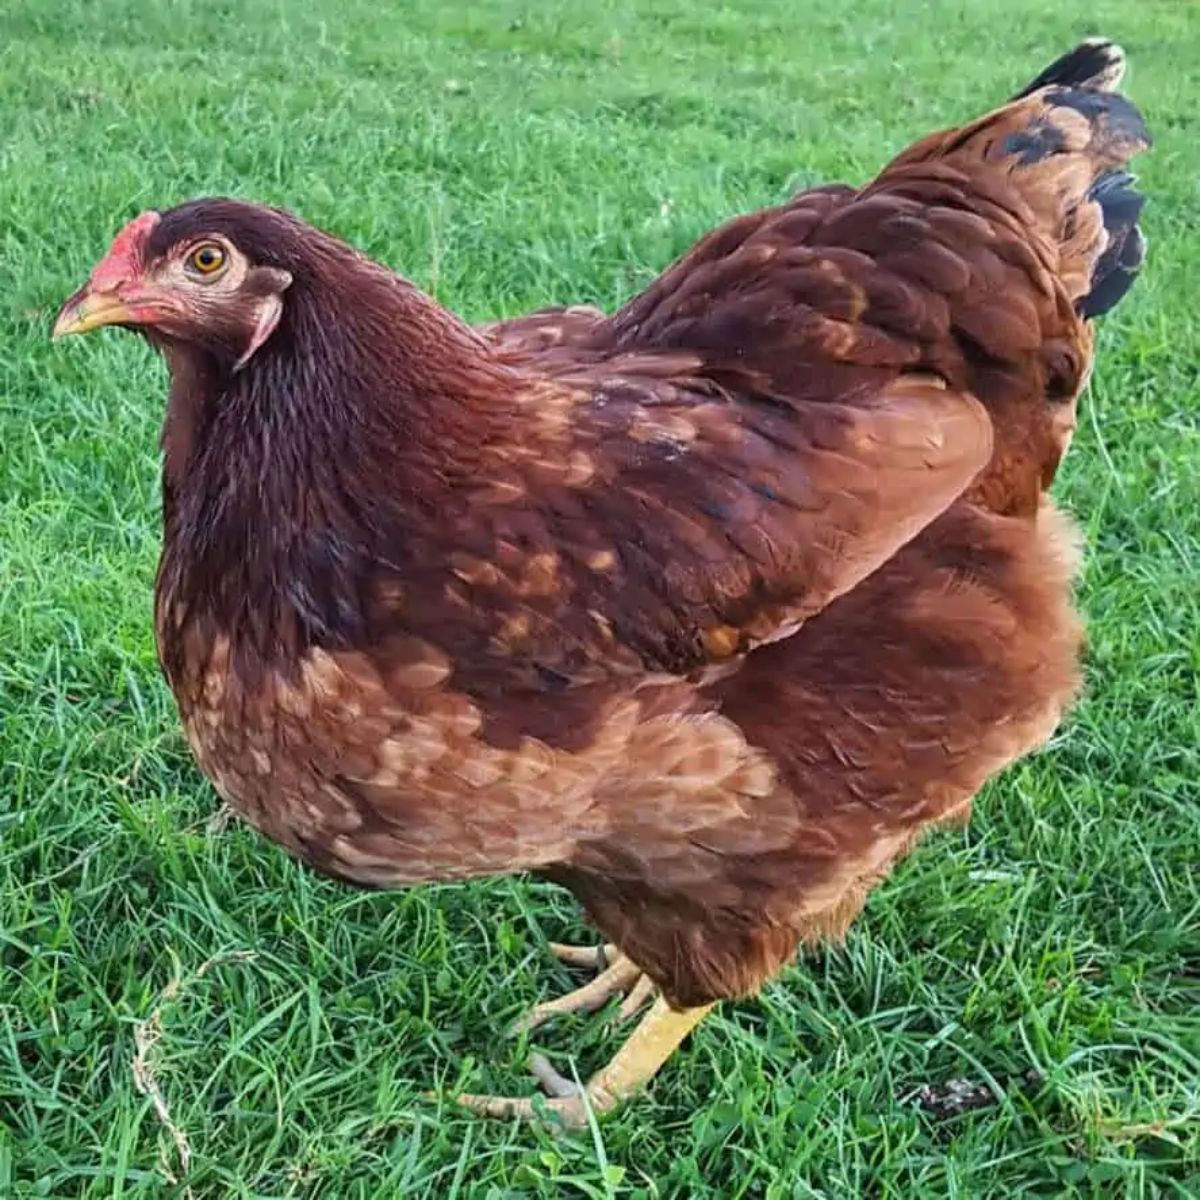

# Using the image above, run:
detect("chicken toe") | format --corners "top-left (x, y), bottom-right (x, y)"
top-left (546, 941), bottom-right (621, 970)
top-left (616, 973), bottom-right (657, 1022)
top-left (509, 954), bottom-right (644, 1034)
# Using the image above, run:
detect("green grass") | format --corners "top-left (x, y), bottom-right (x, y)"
top-left (2, 0), bottom-right (1198, 1195)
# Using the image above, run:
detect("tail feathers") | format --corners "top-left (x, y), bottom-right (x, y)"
top-left (1080, 170), bottom-right (1147, 318)
top-left (1003, 40), bottom-right (1150, 318)
top-left (1040, 85), bottom-right (1151, 164)
top-left (1005, 86), bottom-right (1150, 318)
top-left (1012, 38), bottom-right (1126, 99)
top-left (880, 45), bottom-right (1151, 321)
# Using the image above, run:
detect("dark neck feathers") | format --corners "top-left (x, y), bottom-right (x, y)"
top-left (154, 239), bottom-right (514, 669)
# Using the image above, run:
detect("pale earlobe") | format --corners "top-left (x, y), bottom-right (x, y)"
top-left (234, 269), bottom-right (292, 372)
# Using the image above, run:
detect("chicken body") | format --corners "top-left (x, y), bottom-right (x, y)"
top-left (55, 40), bottom-right (1149, 1122)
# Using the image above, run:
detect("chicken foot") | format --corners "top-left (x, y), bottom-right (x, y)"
top-left (458, 996), bottom-right (714, 1125)
top-left (509, 943), bottom-right (655, 1034)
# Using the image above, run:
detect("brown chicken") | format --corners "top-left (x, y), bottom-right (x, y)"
top-left (54, 39), bottom-right (1148, 1124)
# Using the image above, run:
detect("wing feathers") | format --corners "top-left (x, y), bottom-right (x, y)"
top-left (434, 43), bottom-right (1146, 697)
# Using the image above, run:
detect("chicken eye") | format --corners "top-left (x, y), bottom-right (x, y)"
top-left (187, 244), bottom-right (227, 277)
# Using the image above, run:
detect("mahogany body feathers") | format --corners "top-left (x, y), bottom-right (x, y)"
top-left (148, 63), bottom-right (1148, 1006)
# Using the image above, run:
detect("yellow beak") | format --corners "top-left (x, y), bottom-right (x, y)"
top-left (51, 288), bottom-right (138, 339)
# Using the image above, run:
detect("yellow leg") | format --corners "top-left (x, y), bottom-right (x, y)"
top-left (458, 996), bottom-right (714, 1125)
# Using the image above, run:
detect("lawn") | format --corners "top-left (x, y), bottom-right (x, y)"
top-left (1, 0), bottom-right (1198, 1195)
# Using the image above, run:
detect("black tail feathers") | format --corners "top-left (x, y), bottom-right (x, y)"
top-left (1012, 37), bottom-right (1126, 99)
top-left (1080, 170), bottom-right (1147, 319)
top-left (1011, 39), bottom-right (1150, 320)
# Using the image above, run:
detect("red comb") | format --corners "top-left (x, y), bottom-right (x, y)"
top-left (90, 210), bottom-right (162, 291)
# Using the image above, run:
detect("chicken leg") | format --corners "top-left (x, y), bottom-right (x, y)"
top-left (458, 995), bottom-right (714, 1125)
